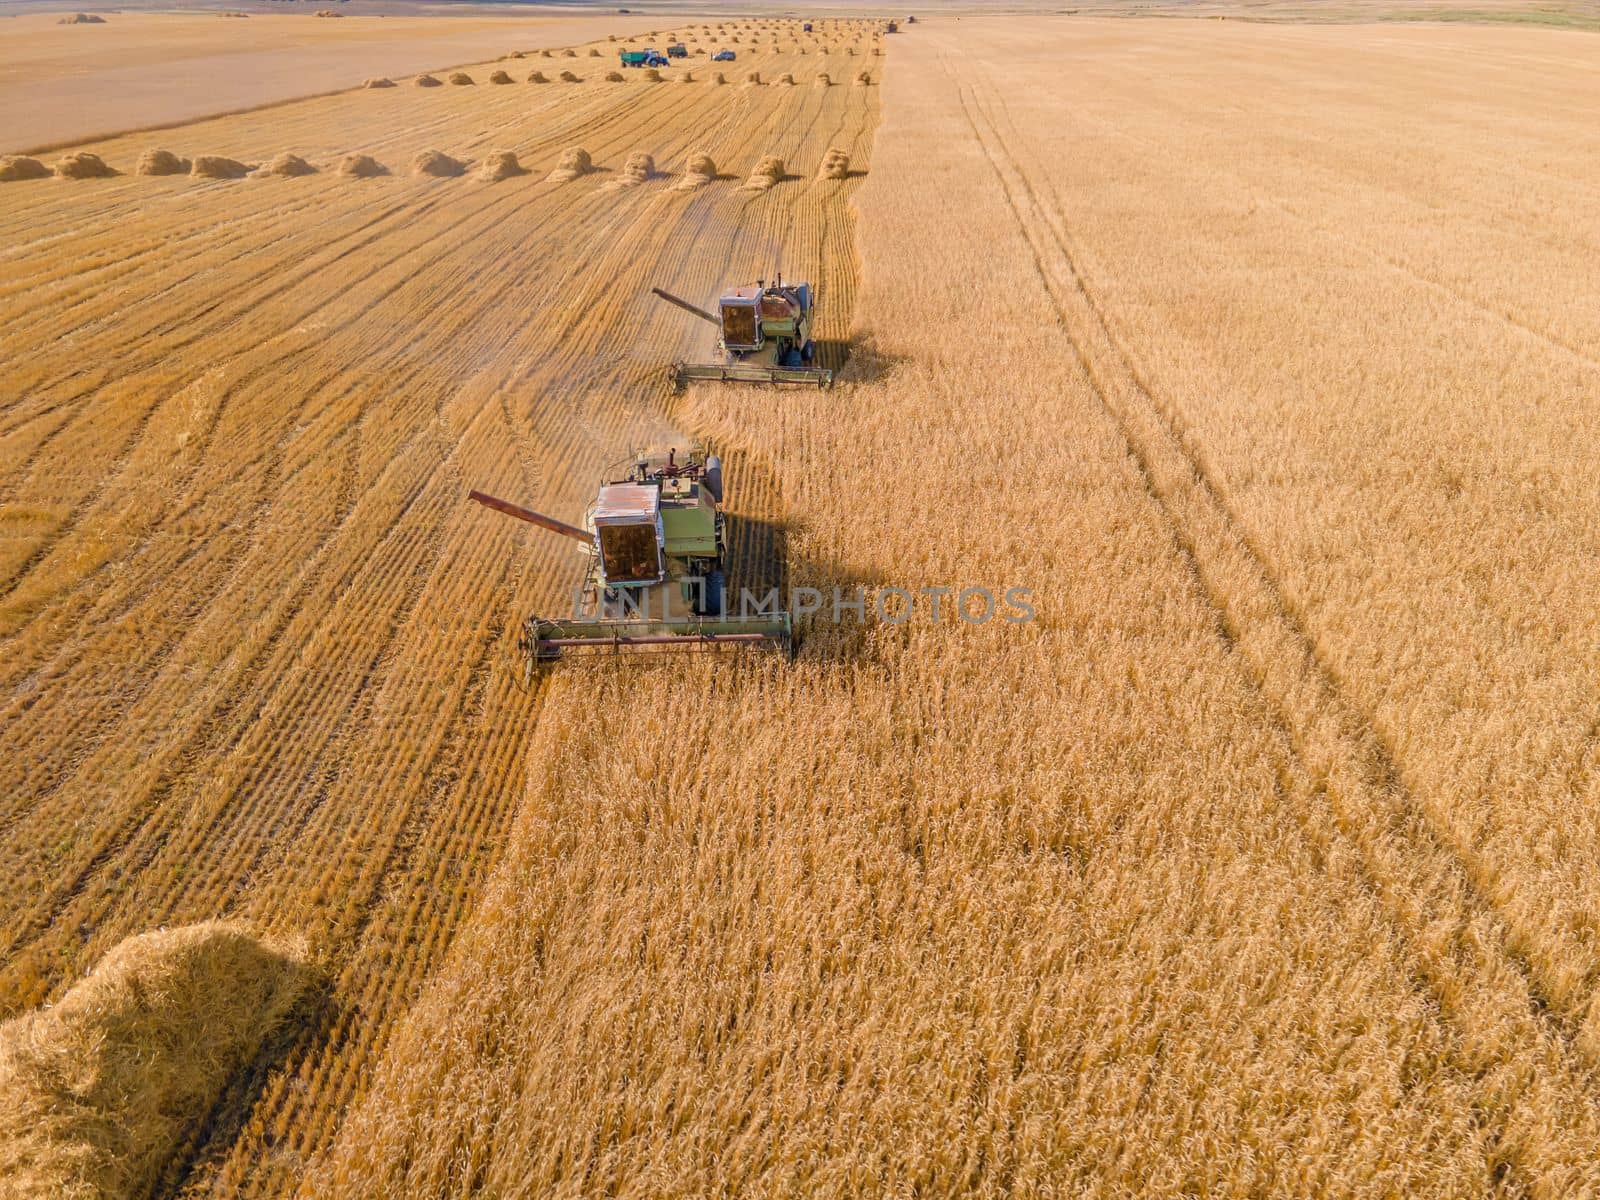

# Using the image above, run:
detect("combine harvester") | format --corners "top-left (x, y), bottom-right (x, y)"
top-left (652, 276), bottom-right (832, 388)
top-left (471, 446), bottom-right (792, 665)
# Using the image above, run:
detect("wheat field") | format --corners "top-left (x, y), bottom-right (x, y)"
top-left (4, 8), bottom-right (1600, 1198)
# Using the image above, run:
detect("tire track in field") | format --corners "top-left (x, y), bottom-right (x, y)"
top-left (948, 48), bottom-right (1600, 1198)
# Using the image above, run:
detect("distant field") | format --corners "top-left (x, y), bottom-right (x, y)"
top-left (6, 6), bottom-right (1600, 1199)
top-left (0, 9), bottom-right (660, 152)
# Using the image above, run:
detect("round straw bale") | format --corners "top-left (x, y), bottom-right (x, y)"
top-left (136, 148), bottom-right (189, 176)
top-left (0, 156), bottom-right (51, 182)
top-left (336, 153), bottom-right (387, 178)
top-left (412, 149), bottom-right (465, 177)
top-left (55, 151), bottom-right (116, 179)
top-left (190, 154), bottom-right (249, 180)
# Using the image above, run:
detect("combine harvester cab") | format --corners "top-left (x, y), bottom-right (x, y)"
top-left (471, 447), bottom-right (792, 666)
top-left (652, 277), bottom-right (833, 389)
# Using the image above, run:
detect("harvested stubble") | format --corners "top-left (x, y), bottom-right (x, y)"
top-left (546, 147), bottom-right (592, 182)
top-left (411, 150), bottom-right (465, 178)
top-left (674, 150), bottom-right (716, 190)
top-left (527, 70), bottom-right (548, 83)
top-left (740, 154), bottom-right (784, 191)
top-left (55, 152), bottom-right (116, 179)
top-left (336, 153), bottom-right (387, 178)
top-left (642, 68), bottom-right (662, 82)
top-left (489, 70), bottom-right (513, 84)
top-left (362, 77), bottom-right (396, 89)
top-left (0, 156), bottom-right (51, 182)
top-left (254, 152), bottom-right (317, 177)
top-left (605, 70), bottom-right (625, 82)
top-left (559, 70), bottom-right (580, 82)
top-left (413, 74), bottom-right (442, 87)
top-left (477, 150), bottom-right (525, 182)
top-left (817, 146), bottom-right (851, 180)
top-left (190, 155), bottom-right (250, 180)
top-left (815, 72), bottom-right (832, 86)
top-left (448, 72), bottom-right (474, 85)
top-left (0, 923), bottom-right (312, 1200)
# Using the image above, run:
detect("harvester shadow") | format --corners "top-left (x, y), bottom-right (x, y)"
top-left (826, 338), bottom-right (906, 384)
top-left (727, 514), bottom-right (893, 666)
top-left (158, 957), bottom-right (335, 1195)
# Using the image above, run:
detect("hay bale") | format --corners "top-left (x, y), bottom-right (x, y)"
top-left (509, 50), bottom-right (525, 58)
top-left (541, 48), bottom-right (553, 56)
top-left (0, 923), bottom-right (313, 1200)
top-left (817, 147), bottom-right (850, 180)
top-left (254, 152), bottom-right (316, 177)
top-left (709, 71), bottom-right (726, 85)
top-left (57, 11), bottom-right (106, 23)
top-left (55, 152), bottom-right (116, 179)
top-left (546, 146), bottom-right (592, 182)
top-left (678, 70), bottom-right (695, 83)
top-left (412, 149), bottom-right (465, 177)
top-left (448, 71), bottom-right (474, 85)
top-left (190, 155), bottom-right (250, 180)
top-left (773, 72), bottom-right (794, 85)
top-left (527, 70), bottom-right (548, 83)
top-left (315, 8), bottom-right (343, 16)
top-left (740, 154), bottom-right (784, 191)
top-left (413, 73), bottom-right (442, 87)
top-left (674, 150), bottom-right (716, 190)
top-left (605, 70), bottom-right (625, 82)
top-left (814, 72), bottom-right (831, 87)
top-left (854, 70), bottom-right (871, 85)
top-left (363, 76), bottom-right (396, 88)
top-left (488, 69), bottom-right (513, 84)
top-left (477, 149), bottom-right (525, 181)
top-left (613, 151), bottom-right (654, 186)
top-left (743, 70), bottom-right (761, 85)
top-left (336, 153), bottom-right (387, 178)
top-left (588, 47), bottom-right (601, 56)
top-left (563, 48), bottom-right (577, 57)
top-left (559, 70), bottom-right (580, 82)
top-left (0, 156), bottom-right (51, 183)
top-left (136, 148), bottom-right (190, 176)
top-left (642, 67), bottom-right (661, 82)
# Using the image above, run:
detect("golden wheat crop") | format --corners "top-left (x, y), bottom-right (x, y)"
top-left (5, 9), bottom-right (1600, 1199)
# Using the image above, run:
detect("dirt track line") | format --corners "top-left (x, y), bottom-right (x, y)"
top-left (948, 49), bottom-right (1600, 1196)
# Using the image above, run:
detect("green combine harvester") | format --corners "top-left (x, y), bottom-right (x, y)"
top-left (651, 276), bottom-right (833, 388)
top-left (470, 446), bottom-right (792, 665)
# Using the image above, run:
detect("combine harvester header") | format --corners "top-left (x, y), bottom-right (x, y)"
top-left (471, 446), bottom-right (792, 666)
